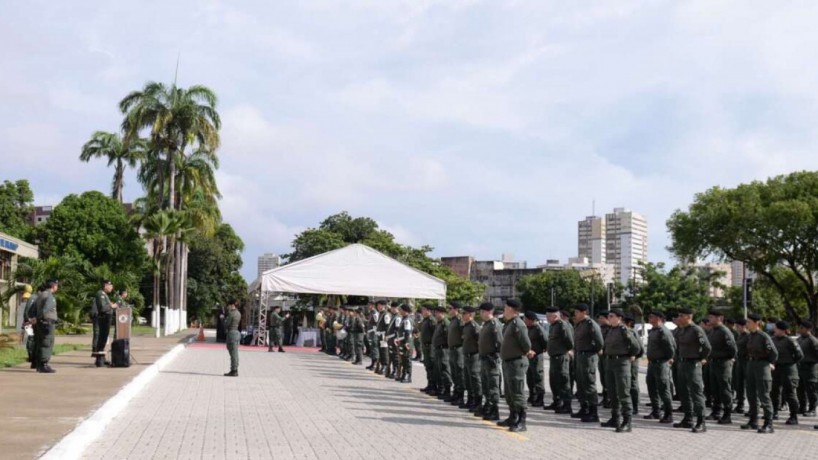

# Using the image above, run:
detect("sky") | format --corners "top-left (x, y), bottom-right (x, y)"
top-left (3, 1), bottom-right (818, 282)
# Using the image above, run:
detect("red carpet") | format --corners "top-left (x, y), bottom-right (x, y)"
top-left (187, 343), bottom-right (321, 353)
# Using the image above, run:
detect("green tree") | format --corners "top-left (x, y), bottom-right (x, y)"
top-left (187, 223), bottom-right (247, 322)
top-left (517, 270), bottom-right (604, 313)
top-left (618, 262), bottom-right (721, 319)
top-left (667, 171), bottom-right (818, 324)
top-left (79, 131), bottom-right (147, 202)
top-left (287, 228), bottom-right (347, 262)
top-left (0, 179), bottom-right (34, 240)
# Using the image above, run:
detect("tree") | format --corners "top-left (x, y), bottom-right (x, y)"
top-left (0, 179), bottom-right (34, 240)
top-left (38, 191), bottom-right (147, 275)
top-left (287, 228), bottom-right (347, 262)
top-left (517, 270), bottom-right (605, 313)
top-left (187, 223), bottom-right (247, 322)
top-left (79, 131), bottom-right (146, 202)
top-left (668, 171), bottom-right (818, 325)
top-left (618, 262), bottom-right (721, 319)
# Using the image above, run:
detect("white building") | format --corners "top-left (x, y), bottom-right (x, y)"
top-left (605, 208), bottom-right (648, 286)
top-left (730, 260), bottom-right (754, 287)
top-left (257, 253), bottom-right (282, 278)
top-left (578, 216), bottom-right (606, 264)
top-left (0, 231), bottom-right (38, 329)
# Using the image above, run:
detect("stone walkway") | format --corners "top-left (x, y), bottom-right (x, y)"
top-left (79, 345), bottom-right (818, 460)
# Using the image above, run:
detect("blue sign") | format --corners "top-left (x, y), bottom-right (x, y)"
top-left (0, 238), bottom-right (19, 252)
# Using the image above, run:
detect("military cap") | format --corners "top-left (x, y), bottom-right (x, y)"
top-left (102, 279), bottom-right (112, 285)
top-left (648, 311), bottom-right (665, 319)
top-left (420, 303), bottom-right (432, 311)
top-left (523, 310), bottom-right (539, 321)
top-left (595, 310), bottom-right (609, 318)
top-left (747, 313), bottom-right (762, 322)
top-left (775, 320), bottom-right (789, 331)
top-left (435, 305), bottom-right (448, 313)
top-left (390, 301), bottom-right (400, 308)
top-left (608, 308), bottom-right (624, 318)
top-left (449, 301), bottom-right (463, 310)
top-left (708, 309), bottom-right (724, 317)
top-left (544, 307), bottom-right (559, 313)
top-left (575, 304), bottom-right (590, 312)
top-left (505, 299), bottom-right (522, 310)
top-left (677, 307), bottom-right (693, 315)
top-left (735, 318), bottom-right (747, 326)
top-left (375, 299), bottom-right (387, 306)
top-left (400, 303), bottom-right (412, 313)
top-left (699, 318), bottom-right (710, 324)
top-left (623, 314), bottom-right (635, 323)
top-left (462, 305), bottom-right (477, 313)
top-left (800, 320), bottom-right (814, 329)
top-left (479, 302), bottom-right (495, 311)
top-left (725, 317), bottom-right (735, 325)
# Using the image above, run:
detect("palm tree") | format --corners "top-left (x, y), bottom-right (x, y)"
top-left (79, 131), bottom-right (147, 202)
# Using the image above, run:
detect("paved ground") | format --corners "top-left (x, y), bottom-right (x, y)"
top-left (0, 331), bottom-right (194, 460)
top-left (79, 345), bottom-right (818, 460)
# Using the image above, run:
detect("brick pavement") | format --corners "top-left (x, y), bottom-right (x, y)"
top-left (81, 347), bottom-right (818, 460)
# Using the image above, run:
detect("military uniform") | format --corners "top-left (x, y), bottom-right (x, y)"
top-left (224, 307), bottom-right (241, 376)
top-left (772, 330), bottom-right (803, 423)
top-left (33, 290), bottom-right (58, 373)
top-left (674, 321), bottom-right (712, 432)
top-left (547, 316), bottom-right (575, 413)
top-left (742, 327), bottom-right (778, 432)
top-left (797, 329), bottom-right (818, 416)
top-left (432, 311), bottom-right (452, 398)
top-left (602, 319), bottom-right (641, 432)
top-left (91, 289), bottom-right (115, 367)
top-left (734, 326), bottom-right (749, 413)
top-left (349, 310), bottom-right (366, 364)
top-left (499, 307), bottom-right (531, 432)
top-left (23, 293), bottom-right (38, 366)
top-left (448, 311), bottom-right (466, 406)
top-left (597, 316), bottom-right (612, 406)
top-left (397, 306), bottom-right (414, 382)
top-left (419, 311), bottom-right (437, 393)
top-left (708, 322), bottom-right (738, 422)
top-left (325, 310), bottom-right (337, 355)
top-left (477, 306), bottom-right (503, 421)
top-left (646, 321), bottom-right (676, 422)
top-left (526, 317), bottom-right (548, 408)
top-left (375, 308), bottom-right (391, 372)
top-left (366, 308), bottom-right (380, 369)
top-left (462, 312), bottom-right (482, 410)
top-left (267, 309), bottom-right (284, 352)
top-left (574, 313), bottom-right (604, 422)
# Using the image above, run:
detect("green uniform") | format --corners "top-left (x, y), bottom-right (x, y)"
top-left (462, 319), bottom-right (482, 403)
top-left (398, 314), bottom-right (413, 378)
top-left (646, 323), bottom-right (676, 415)
top-left (708, 324), bottom-right (738, 416)
top-left (547, 318), bottom-right (574, 407)
top-left (599, 323), bottom-right (611, 402)
top-left (526, 322), bottom-right (548, 403)
top-left (734, 330), bottom-right (749, 411)
top-left (448, 316), bottom-right (466, 395)
top-left (797, 332), bottom-right (818, 414)
top-left (501, 316), bottom-right (531, 413)
top-left (367, 310), bottom-right (380, 362)
top-left (33, 291), bottom-right (58, 367)
top-left (386, 313), bottom-right (401, 374)
top-left (23, 296), bottom-right (37, 362)
top-left (420, 315), bottom-right (437, 389)
top-left (603, 324), bottom-right (641, 422)
top-left (479, 317), bottom-right (503, 407)
top-left (433, 317), bottom-right (452, 393)
top-left (574, 317), bottom-right (604, 409)
top-left (225, 308), bottom-right (241, 372)
top-left (267, 311), bottom-right (284, 350)
top-left (629, 327), bottom-right (644, 413)
top-left (325, 312), bottom-right (336, 355)
top-left (745, 330), bottom-right (777, 423)
top-left (771, 334), bottom-right (803, 418)
top-left (676, 324), bottom-right (712, 421)
top-left (91, 289), bottom-right (114, 357)
top-left (349, 314), bottom-right (366, 363)
top-left (375, 311), bottom-right (390, 366)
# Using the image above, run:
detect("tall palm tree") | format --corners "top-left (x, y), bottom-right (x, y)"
top-left (79, 131), bottom-right (147, 202)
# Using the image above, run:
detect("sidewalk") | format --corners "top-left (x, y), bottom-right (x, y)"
top-left (0, 330), bottom-right (194, 460)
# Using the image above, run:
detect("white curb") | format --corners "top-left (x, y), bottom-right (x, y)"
top-left (40, 341), bottom-right (188, 460)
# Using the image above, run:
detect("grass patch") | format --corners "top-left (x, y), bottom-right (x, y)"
top-left (132, 325), bottom-right (158, 336)
top-left (0, 343), bottom-right (89, 368)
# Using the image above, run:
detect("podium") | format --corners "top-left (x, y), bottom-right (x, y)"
top-left (115, 306), bottom-right (132, 340)
top-left (112, 307), bottom-right (132, 368)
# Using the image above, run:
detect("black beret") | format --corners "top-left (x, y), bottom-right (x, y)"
top-left (375, 299), bottom-right (387, 306)
top-left (462, 306), bottom-right (476, 313)
top-left (523, 310), bottom-right (539, 321)
top-left (699, 318), bottom-right (710, 324)
top-left (102, 279), bottom-right (112, 285)
top-left (479, 302), bottom-right (495, 311)
top-left (708, 309), bottom-right (724, 317)
top-left (435, 305), bottom-right (448, 313)
top-left (390, 301), bottom-right (400, 308)
top-left (400, 304), bottom-right (412, 313)
top-left (648, 311), bottom-right (665, 319)
top-left (608, 309), bottom-right (624, 318)
top-left (775, 320), bottom-right (789, 331)
top-left (623, 314), bottom-right (635, 323)
top-left (747, 313), bottom-right (762, 322)
top-left (800, 320), bottom-right (813, 329)
top-left (545, 307), bottom-right (559, 313)
top-left (595, 310), bottom-right (609, 318)
top-left (449, 301), bottom-right (463, 310)
top-left (575, 304), bottom-right (589, 312)
top-left (677, 308), bottom-right (693, 315)
top-left (735, 318), bottom-right (747, 326)
top-left (505, 299), bottom-right (522, 310)
top-left (725, 317), bottom-right (735, 325)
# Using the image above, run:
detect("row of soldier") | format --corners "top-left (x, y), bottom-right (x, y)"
top-left (319, 298), bottom-right (818, 434)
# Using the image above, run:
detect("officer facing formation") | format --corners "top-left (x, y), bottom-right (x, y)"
top-left (523, 310), bottom-right (547, 409)
top-left (374, 300), bottom-right (390, 373)
top-left (497, 299), bottom-right (531, 432)
top-left (601, 308), bottom-right (641, 433)
top-left (91, 280), bottom-right (116, 367)
top-left (573, 304), bottom-right (604, 423)
top-left (223, 299), bottom-right (241, 377)
top-left (267, 305), bottom-right (285, 353)
top-left (394, 304), bottom-right (414, 382)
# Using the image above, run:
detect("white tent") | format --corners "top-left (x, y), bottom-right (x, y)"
top-left (250, 243), bottom-right (447, 299)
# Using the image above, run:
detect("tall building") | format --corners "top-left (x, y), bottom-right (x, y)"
top-left (257, 253), bottom-right (282, 278)
top-left (605, 208), bottom-right (648, 286)
top-left (578, 216), bottom-right (606, 264)
top-left (730, 260), bottom-right (754, 287)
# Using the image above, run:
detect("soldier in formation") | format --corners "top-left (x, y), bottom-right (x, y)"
top-left (741, 313), bottom-right (777, 433)
top-left (573, 304), bottom-right (604, 423)
top-left (600, 309), bottom-right (641, 432)
top-left (645, 311), bottom-right (676, 424)
top-left (771, 320), bottom-right (803, 425)
top-left (461, 306), bottom-right (482, 410)
top-left (447, 302), bottom-right (466, 406)
top-left (475, 302), bottom-right (503, 421)
top-left (545, 307), bottom-right (574, 414)
top-left (524, 310), bottom-right (547, 409)
top-left (797, 320), bottom-right (818, 417)
top-left (497, 299), bottom-right (531, 432)
top-left (419, 304), bottom-right (438, 393)
top-left (706, 310), bottom-right (737, 424)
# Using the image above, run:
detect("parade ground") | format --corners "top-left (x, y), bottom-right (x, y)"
top-left (6, 334), bottom-right (811, 460)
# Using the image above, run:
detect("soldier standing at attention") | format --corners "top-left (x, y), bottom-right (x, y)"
top-left (733, 318), bottom-right (749, 414)
top-left (573, 304), bottom-right (604, 423)
top-left (673, 308), bottom-right (712, 433)
top-left (497, 299), bottom-right (531, 432)
top-left (33, 280), bottom-right (59, 373)
top-left (741, 313), bottom-right (778, 433)
top-left (419, 304), bottom-right (438, 394)
top-left (562, 310), bottom-right (576, 397)
top-left (366, 302), bottom-right (381, 370)
top-left (267, 305), bottom-right (285, 353)
top-left (645, 311), bottom-right (676, 424)
top-left (349, 306), bottom-right (366, 365)
top-left (374, 300), bottom-right (390, 373)
top-left (624, 315), bottom-right (644, 415)
top-left (324, 306), bottom-right (336, 355)
top-left (386, 302), bottom-right (401, 376)
top-left (601, 309), bottom-right (641, 432)
top-left (223, 299), bottom-right (241, 377)
top-left (432, 306), bottom-right (452, 399)
top-left (545, 307), bottom-right (575, 415)
top-left (771, 321), bottom-right (803, 425)
top-left (394, 304), bottom-right (414, 382)
top-left (523, 310), bottom-right (548, 409)
top-left (596, 311), bottom-right (612, 408)
top-left (446, 302), bottom-right (466, 407)
top-left (461, 306), bottom-right (482, 410)
top-left (797, 320), bottom-right (818, 417)
top-left (706, 310), bottom-right (737, 424)
top-left (91, 280), bottom-right (115, 368)
top-left (477, 302), bottom-right (503, 421)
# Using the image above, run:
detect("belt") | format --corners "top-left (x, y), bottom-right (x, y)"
top-left (450, 345), bottom-right (462, 349)
top-left (435, 345), bottom-right (448, 349)
top-left (710, 357), bottom-right (732, 361)
top-left (577, 350), bottom-right (597, 354)
top-left (748, 357), bottom-right (769, 362)
top-left (503, 356), bottom-right (525, 363)
top-left (466, 351), bottom-right (478, 357)
top-left (605, 354), bottom-right (629, 359)
top-left (677, 357), bottom-right (699, 362)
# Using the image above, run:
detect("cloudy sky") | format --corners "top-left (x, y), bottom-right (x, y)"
top-left (3, 1), bottom-right (818, 281)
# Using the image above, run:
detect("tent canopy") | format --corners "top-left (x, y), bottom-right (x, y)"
top-left (250, 244), bottom-right (447, 300)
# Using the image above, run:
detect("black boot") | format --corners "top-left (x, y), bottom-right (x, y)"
top-left (718, 408), bottom-right (733, 425)
top-left (532, 392), bottom-right (544, 407)
top-left (733, 403), bottom-right (745, 414)
top-left (706, 409), bottom-right (721, 421)
top-left (659, 409), bottom-right (674, 424)
top-left (437, 387), bottom-right (451, 400)
top-left (692, 415), bottom-right (707, 433)
top-left (95, 355), bottom-right (104, 368)
top-left (497, 409), bottom-right (518, 427)
top-left (374, 363), bottom-right (383, 374)
top-left (644, 407), bottom-right (661, 419)
top-left (482, 404), bottom-right (500, 421)
top-left (400, 374), bottom-right (412, 383)
top-left (510, 409), bottom-right (527, 432)
top-left (600, 416), bottom-right (619, 428)
top-left (543, 400), bottom-right (558, 411)
top-left (631, 394), bottom-right (639, 415)
top-left (785, 414), bottom-right (798, 425)
top-left (37, 363), bottom-right (56, 373)
top-left (467, 396), bottom-right (480, 411)
top-left (473, 401), bottom-right (485, 416)
top-left (741, 414), bottom-right (759, 430)
top-left (555, 400), bottom-right (573, 415)
top-left (673, 416), bottom-right (692, 428)
top-left (571, 403), bottom-right (588, 419)
top-left (616, 415), bottom-right (632, 433)
top-left (581, 405), bottom-right (600, 423)
top-left (459, 395), bottom-right (473, 409)
top-left (223, 370), bottom-right (238, 377)
top-left (757, 417), bottom-right (774, 433)
top-left (449, 391), bottom-right (464, 406)
top-left (366, 360), bottom-right (376, 370)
